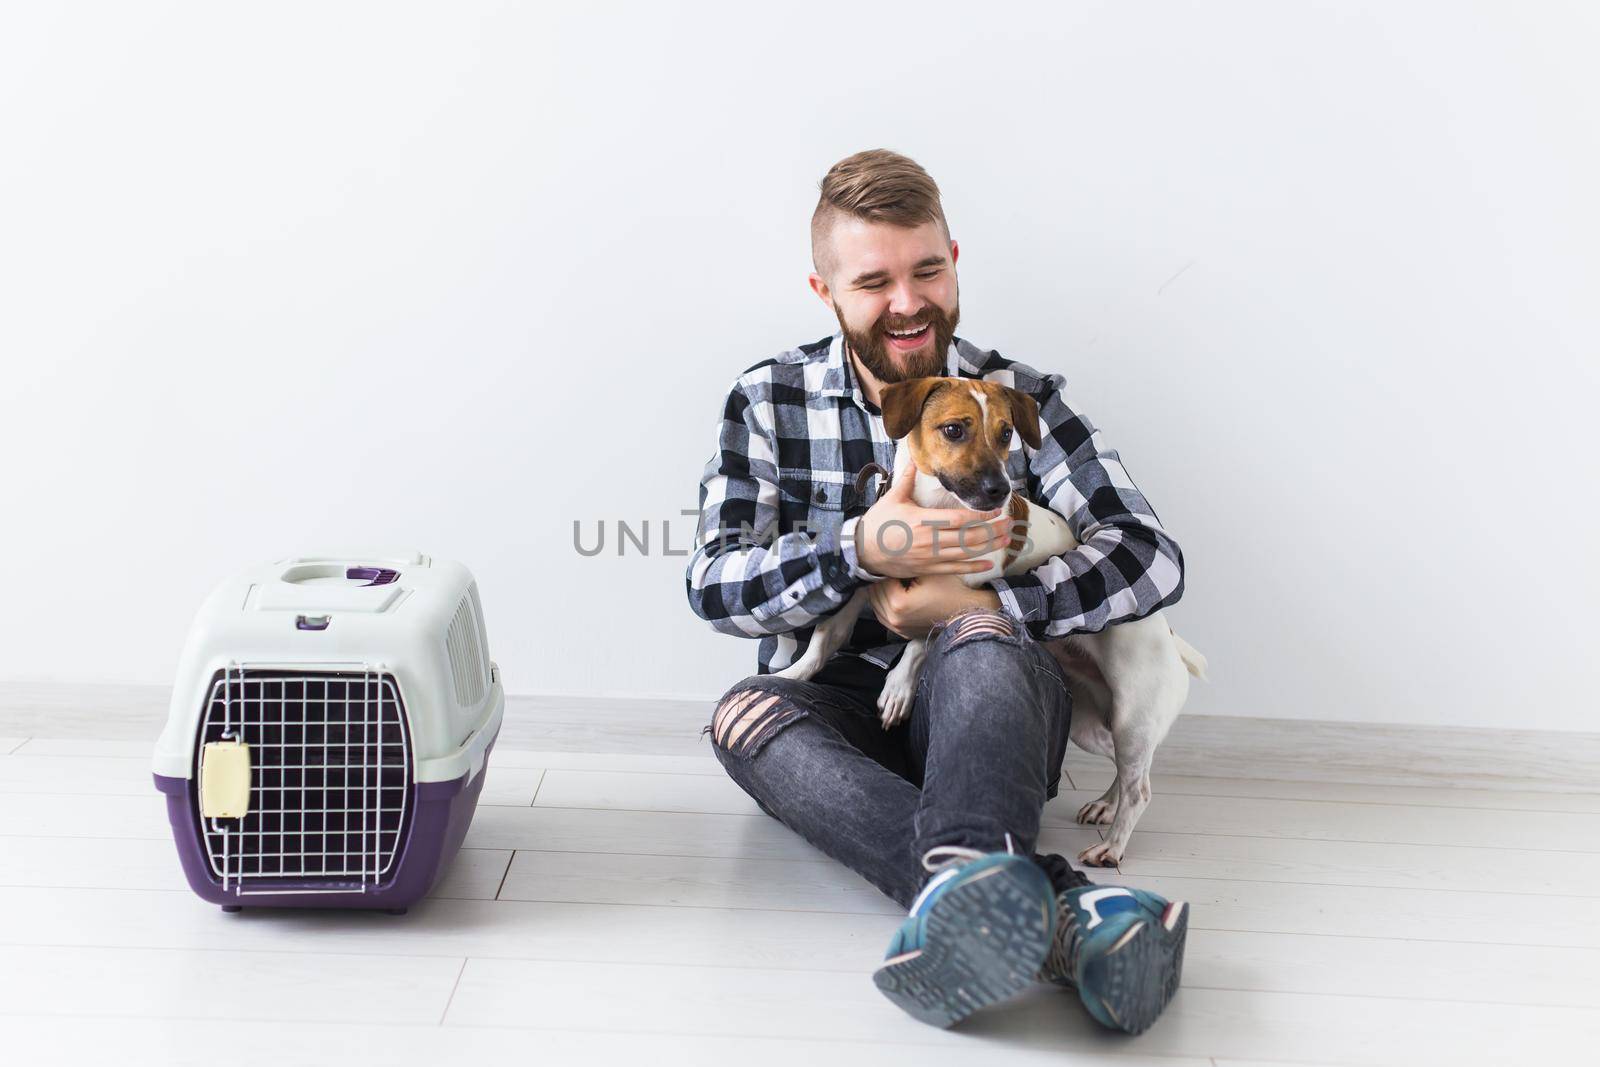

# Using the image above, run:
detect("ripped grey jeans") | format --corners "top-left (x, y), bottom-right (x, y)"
top-left (706, 608), bottom-right (1085, 909)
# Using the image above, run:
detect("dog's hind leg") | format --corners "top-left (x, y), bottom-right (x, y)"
top-left (1061, 662), bottom-right (1119, 825)
top-left (1069, 715), bottom-right (1119, 826)
top-left (1076, 636), bottom-right (1187, 867)
top-left (1077, 717), bottom-right (1154, 868)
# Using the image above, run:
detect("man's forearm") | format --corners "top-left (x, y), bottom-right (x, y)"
top-left (993, 374), bottom-right (1185, 639)
top-left (991, 519), bottom-right (1183, 638)
top-left (868, 573), bottom-right (1001, 638)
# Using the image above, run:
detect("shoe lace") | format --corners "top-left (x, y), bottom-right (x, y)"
top-left (919, 833), bottom-right (1021, 874)
top-left (918, 845), bottom-right (984, 873)
top-left (911, 834), bottom-right (1023, 915)
top-left (1037, 890), bottom-right (1080, 988)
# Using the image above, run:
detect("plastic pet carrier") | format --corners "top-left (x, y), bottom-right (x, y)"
top-left (152, 552), bottom-right (503, 912)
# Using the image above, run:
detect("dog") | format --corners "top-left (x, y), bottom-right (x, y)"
top-left (774, 376), bottom-right (1208, 866)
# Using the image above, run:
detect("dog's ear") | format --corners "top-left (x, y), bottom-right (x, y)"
top-left (1002, 386), bottom-right (1043, 449)
top-left (880, 378), bottom-right (949, 440)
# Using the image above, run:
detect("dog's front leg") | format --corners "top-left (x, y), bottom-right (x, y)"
top-left (771, 587), bottom-right (868, 681)
top-left (877, 636), bottom-right (927, 728)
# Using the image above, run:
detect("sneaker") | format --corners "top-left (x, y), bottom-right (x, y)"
top-left (1037, 884), bottom-right (1189, 1034)
top-left (872, 844), bottom-right (1057, 1028)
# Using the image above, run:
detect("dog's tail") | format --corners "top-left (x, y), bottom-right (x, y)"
top-left (1170, 626), bottom-right (1209, 682)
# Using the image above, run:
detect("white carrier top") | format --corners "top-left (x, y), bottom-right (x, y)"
top-left (152, 551), bottom-right (503, 784)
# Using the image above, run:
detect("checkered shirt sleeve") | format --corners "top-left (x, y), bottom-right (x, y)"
top-left (987, 366), bottom-right (1186, 639)
top-left (684, 374), bottom-right (876, 638)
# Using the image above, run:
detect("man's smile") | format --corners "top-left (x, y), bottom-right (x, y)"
top-left (885, 321), bottom-right (932, 351)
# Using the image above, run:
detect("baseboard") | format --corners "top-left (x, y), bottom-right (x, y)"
top-left (0, 682), bottom-right (1595, 794)
top-left (1132, 713), bottom-right (1600, 794)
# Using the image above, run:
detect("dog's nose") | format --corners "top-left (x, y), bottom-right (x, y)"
top-left (978, 475), bottom-right (1010, 508)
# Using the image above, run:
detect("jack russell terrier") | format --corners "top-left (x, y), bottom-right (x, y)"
top-left (775, 376), bottom-right (1208, 867)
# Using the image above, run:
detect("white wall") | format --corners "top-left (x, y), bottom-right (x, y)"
top-left (2, 1), bottom-right (1596, 731)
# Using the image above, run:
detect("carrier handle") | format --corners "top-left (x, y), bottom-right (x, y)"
top-left (346, 567), bottom-right (400, 586)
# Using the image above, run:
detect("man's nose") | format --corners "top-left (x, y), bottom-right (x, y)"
top-left (887, 283), bottom-right (921, 317)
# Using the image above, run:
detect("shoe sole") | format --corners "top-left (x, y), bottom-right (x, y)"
top-left (1078, 900), bottom-right (1189, 1035)
top-left (872, 861), bottom-right (1054, 1028)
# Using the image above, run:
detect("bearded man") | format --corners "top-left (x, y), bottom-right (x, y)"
top-left (686, 149), bottom-right (1189, 1034)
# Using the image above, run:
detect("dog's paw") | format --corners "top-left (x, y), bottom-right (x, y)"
top-left (877, 679), bottom-right (914, 730)
top-left (1076, 841), bottom-right (1123, 868)
top-left (771, 657), bottom-right (818, 682)
top-left (1076, 798), bottom-right (1115, 826)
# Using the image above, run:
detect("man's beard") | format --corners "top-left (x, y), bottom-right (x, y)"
top-left (836, 300), bottom-right (960, 385)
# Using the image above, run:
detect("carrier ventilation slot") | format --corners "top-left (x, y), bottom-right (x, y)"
top-left (445, 586), bottom-right (488, 706)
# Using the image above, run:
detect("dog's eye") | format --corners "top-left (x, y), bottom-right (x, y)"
top-left (941, 423), bottom-right (964, 442)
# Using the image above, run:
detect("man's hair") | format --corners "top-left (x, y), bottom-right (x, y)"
top-left (810, 149), bottom-right (949, 279)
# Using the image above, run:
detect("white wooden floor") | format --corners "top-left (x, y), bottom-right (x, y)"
top-left (1, 701), bottom-right (1596, 1066)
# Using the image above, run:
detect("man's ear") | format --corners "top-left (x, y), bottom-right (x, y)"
top-left (881, 378), bottom-right (949, 440)
top-left (1002, 386), bottom-right (1042, 449)
top-left (807, 272), bottom-right (833, 309)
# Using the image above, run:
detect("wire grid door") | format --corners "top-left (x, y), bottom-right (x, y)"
top-left (198, 666), bottom-right (412, 894)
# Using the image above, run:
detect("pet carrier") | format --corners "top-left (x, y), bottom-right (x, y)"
top-left (152, 552), bottom-right (503, 912)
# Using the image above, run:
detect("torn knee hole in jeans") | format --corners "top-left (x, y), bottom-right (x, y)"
top-left (939, 609), bottom-right (1016, 648)
top-left (707, 688), bottom-right (807, 757)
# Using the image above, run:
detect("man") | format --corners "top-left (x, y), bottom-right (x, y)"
top-left (685, 149), bottom-right (1189, 1034)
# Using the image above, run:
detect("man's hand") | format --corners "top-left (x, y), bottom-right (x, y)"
top-left (855, 461), bottom-right (1011, 579)
top-left (869, 574), bottom-right (1003, 639)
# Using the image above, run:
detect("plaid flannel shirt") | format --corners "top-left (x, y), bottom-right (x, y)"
top-left (685, 332), bottom-right (1185, 675)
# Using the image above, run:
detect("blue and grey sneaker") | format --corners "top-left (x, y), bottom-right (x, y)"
top-left (1037, 884), bottom-right (1189, 1034)
top-left (873, 844), bottom-right (1057, 1028)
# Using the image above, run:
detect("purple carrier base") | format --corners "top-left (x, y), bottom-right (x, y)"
top-left (153, 733), bottom-right (497, 913)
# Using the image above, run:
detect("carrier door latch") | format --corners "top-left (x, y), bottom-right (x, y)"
top-left (200, 740), bottom-right (252, 818)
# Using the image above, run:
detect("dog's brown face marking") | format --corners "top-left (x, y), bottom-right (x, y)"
top-left (880, 377), bottom-right (1042, 511)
